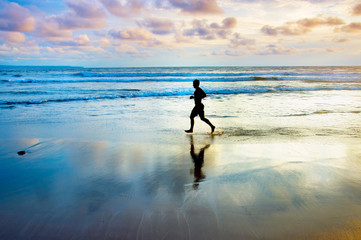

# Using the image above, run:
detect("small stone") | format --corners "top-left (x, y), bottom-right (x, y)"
top-left (17, 151), bottom-right (26, 155)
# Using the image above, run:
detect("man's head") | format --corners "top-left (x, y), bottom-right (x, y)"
top-left (193, 79), bottom-right (200, 88)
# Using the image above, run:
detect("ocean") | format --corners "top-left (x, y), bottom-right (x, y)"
top-left (0, 66), bottom-right (360, 140)
top-left (1, 66), bottom-right (361, 104)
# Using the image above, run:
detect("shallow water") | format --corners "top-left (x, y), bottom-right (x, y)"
top-left (1, 136), bottom-right (361, 239)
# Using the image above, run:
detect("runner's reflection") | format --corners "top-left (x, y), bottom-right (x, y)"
top-left (189, 135), bottom-right (211, 189)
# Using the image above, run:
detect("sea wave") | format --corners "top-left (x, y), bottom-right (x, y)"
top-left (2, 75), bottom-right (359, 84)
top-left (2, 86), bottom-right (361, 106)
top-left (72, 70), bottom-right (361, 78)
top-left (73, 72), bottom-right (253, 78)
top-left (0, 76), bottom-right (282, 83)
top-left (0, 90), bottom-right (50, 95)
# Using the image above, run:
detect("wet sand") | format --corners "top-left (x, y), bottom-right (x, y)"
top-left (1, 132), bottom-right (361, 240)
top-left (1, 80), bottom-right (361, 239)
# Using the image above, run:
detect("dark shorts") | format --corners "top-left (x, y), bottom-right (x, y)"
top-left (190, 104), bottom-right (205, 118)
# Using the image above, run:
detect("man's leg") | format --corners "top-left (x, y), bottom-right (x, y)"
top-left (199, 106), bottom-right (215, 133)
top-left (185, 106), bottom-right (197, 133)
top-left (200, 116), bottom-right (215, 133)
top-left (185, 117), bottom-right (194, 133)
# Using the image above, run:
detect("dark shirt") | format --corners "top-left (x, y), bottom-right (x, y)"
top-left (194, 87), bottom-right (206, 105)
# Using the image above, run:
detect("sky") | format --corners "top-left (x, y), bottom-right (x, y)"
top-left (0, 0), bottom-right (361, 67)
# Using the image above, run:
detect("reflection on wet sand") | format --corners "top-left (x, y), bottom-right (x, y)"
top-left (189, 135), bottom-right (212, 189)
top-left (1, 137), bottom-right (361, 239)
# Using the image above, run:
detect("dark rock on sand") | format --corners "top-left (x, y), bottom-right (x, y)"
top-left (17, 151), bottom-right (26, 155)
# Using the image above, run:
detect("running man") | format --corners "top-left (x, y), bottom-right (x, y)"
top-left (185, 79), bottom-right (215, 133)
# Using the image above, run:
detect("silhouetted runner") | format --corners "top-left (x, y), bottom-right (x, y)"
top-left (185, 79), bottom-right (215, 133)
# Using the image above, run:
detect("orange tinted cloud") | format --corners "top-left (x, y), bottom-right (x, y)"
top-left (169, 0), bottom-right (223, 14)
top-left (139, 18), bottom-right (175, 35)
top-left (352, 3), bottom-right (361, 16)
top-left (66, 0), bottom-right (106, 18)
top-left (54, 13), bottom-right (106, 30)
top-left (210, 17), bottom-right (237, 29)
top-left (100, 0), bottom-right (144, 17)
top-left (54, 0), bottom-right (106, 30)
top-left (36, 17), bottom-right (73, 40)
top-left (0, 1), bottom-right (35, 32)
top-left (297, 16), bottom-right (344, 28)
top-left (114, 44), bottom-right (139, 54)
top-left (100, 38), bottom-right (111, 47)
top-left (0, 31), bottom-right (26, 43)
top-left (261, 15), bottom-right (345, 36)
top-left (51, 35), bottom-right (91, 47)
top-left (338, 22), bottom-right (361, 33)
top-left (36, 0), bottom-right (106, 40)
top-left (229, 33), bottom-right (255, 48)
top-left (257, 44), bottom-right (300, 55)
top-left (109, 27), bottom-right (152, 41)
top-left (183, 17), bottom-right (237, 40)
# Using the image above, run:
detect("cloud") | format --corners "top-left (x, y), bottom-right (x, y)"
top-left (0, 43), bottom-right (10, 50)
top-left (36, 17), bottom-right (73, 40)
top-left (223, 49), bottom-right (245, 56)
top-left (168, 0), bottom-right (223, 14)
top-left (183, 17), bottom-right (237, 40)
top-left (183, 20), bottom-right (214, 39)
top-left (227, 0), bottom-right (334, 3)
top-left (257, 44), bottom-right (301, 55)
top-left (261, 23), bottom-right (310, 36)
top-left (227, 0), bottom-right (270, 2)
top-left (139, 18), bottom-right (175, 35)
top-left (337, 22), bottom-right (361, 33)
top-left (261, 15), bottom-right (345, 36)
top-left (0, 31), bottom-right (26, 43)
top-left (301, 0), bottom-right (339, 3)
top-left (210, 17), bottom-right (237, 29)
top-left (66, 0), bottom-right (106, 18)
top-left (74, 35), bottom-right (91, 45)
top-left (213, 43), bottom-right (305, 57)
top-left (0, 1), bottom-right (35, 32)
top-left (210, 49), bottom-right (246, 57)
top-left (254, 44), bottom-right (327, 56)
top-left (115, 44), bottom-right (139, 54)
top-left (52, 0), bottom-right (106, 31)
top-left (325, 47), bottom-right (343, 53)
top-left (51, 34), bottom-right (91, 47)
top-left (332, 38), bottom-right (350, 43)
top-left (51, 15), bottom-right (105, 30)
top-left (229, 33), bottom-right (255, 48)
top-left (99, 0), bottom-right (144, 17)
top-left (109, 27), bottom-right (169, 49)
top-left (297, 16), bottom-right (344, 28)
top-left (352, 3), bottom-right (361, 16)
top-left (63, 16), bottom-right (104, 30)
top-left (36, 0), bottom-right (106, 40)
top-left (100, 38), bottom-right (111, 47)
top-left (109, 27), bottom-right (152, 41)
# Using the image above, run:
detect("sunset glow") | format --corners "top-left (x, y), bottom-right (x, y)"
top-left (1, 0), bottom-right (361, 66)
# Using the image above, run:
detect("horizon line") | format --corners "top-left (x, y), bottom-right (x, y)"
top-left (1, 65), bottom-right (361, 68)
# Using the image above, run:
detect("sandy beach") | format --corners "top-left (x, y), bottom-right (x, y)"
top-left (1, 66), bottom-right (361, 239)
top-left (1, 134), bottom-right (361, 239)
